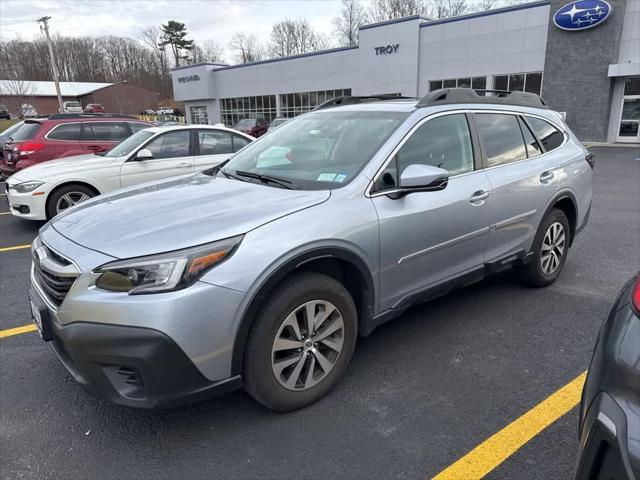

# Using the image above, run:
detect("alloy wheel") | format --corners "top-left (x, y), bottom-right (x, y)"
top-left (541, 221), bottom-right (566, 275)
top-left (56, 192), bottom-right (91, 214)
top-left (271, 300), bottom-right (345, 391)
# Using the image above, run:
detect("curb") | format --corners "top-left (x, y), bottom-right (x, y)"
top-left (584, 142), bottom-right (640, 148)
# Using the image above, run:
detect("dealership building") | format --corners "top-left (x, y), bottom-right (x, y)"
top-left (172, 0), bottom-right (639, 143)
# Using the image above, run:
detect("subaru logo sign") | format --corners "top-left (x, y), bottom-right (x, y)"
top-left (553, 0), bottom-right (612, 31)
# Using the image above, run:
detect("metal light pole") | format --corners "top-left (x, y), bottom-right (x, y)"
top-left (36, 16), bottom-right (64, 113)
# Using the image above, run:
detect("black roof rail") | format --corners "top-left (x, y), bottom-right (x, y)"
top-left (416, 88), bottom-right (548, 109)
top-left (314, 95), bottom-right (416, 111)
top-left (47, 113), bottom-right (137, 120)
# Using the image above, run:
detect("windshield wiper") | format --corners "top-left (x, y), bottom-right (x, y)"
top-left (233, 170), bottom-right (296, 189)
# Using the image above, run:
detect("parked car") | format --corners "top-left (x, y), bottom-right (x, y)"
top-left (143, 109), bottom-right (156, 115)
top-left (267, 118), bottom-right (288, 132)
top-left (0, 120), bottom-right (25, 151)
top-left (576, 273), bottom-right (640, 480)
top-left (20, 104), bottom-right (38, 119)
top-left (234, 117), bottom-right (268, 137)
top-left (62, 101), bottom-right (83, 113)
top-left (6, 124), bottom-right (253, 219)
top-left (0, 104), bottom-right (10, 119)
top-left (84, 103), bottom-right (105, 114)
top-left (157, 107), bottom-right (174, 115)
top-left (26, 89), bottom-right (593, 410)
top-left (0, 114), bottom-right (152, 178)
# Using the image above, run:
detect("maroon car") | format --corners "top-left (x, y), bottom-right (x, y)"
top-left (234, 118), bottom-right (269, 137)
top-left (0, 114), bottom-right (152, 178)
top-left (84, 103), bottom-right (105, 113)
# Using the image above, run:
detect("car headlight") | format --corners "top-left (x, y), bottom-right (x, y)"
top-left (13, 181), bottom-right (44, 193)
top-left (94, 235), bottom-right (243, 294)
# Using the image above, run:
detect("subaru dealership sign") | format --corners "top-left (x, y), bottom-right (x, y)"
top-left (553, 0), bottom-right (612, 31)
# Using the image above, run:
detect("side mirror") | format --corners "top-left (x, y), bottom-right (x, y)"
top-left (399, 164), bottom-right (449, 191)
top-left (135, 148), bottom-right (153, 161)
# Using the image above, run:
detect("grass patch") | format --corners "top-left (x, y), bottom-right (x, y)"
top-left (0, 119), bottom-right (20, 132)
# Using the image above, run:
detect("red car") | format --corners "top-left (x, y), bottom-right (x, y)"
top-left (84, 103), bottom-right (105, 113)
top-left (234, 118), bottom-right (269, 137)
top-left (0, 114), bottom-right (152, 178)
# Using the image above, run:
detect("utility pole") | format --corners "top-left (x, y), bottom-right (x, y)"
top-left (36, 16), bottom-right (64, 113)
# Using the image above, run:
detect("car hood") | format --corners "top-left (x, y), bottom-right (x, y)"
top-left (10, 154), bottom-right (119, 182)
top-left (51, 173), bottom-right (330, 259)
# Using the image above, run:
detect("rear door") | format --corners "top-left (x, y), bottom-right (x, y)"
top-left (80, 121), bottom-right (131, 155)
top-left (119, 129), bottom-right (194, 187)
top-left (43, 122), bottom-right (82, 159)
top-left (474, 112), bottom-right (558, 263)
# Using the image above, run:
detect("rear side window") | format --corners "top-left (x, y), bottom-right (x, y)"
top-left (232, 135), bottom-right (250, 152)
top-left (475, 113), bottom-right (527, 167)
top-left (144, 130), bottom-right (191, 159)
top-left (9, 123), bottom-right (41, 141)
top-left (526, 117), bottom-right (564, 152)
top-left (82, 122), bottom-right (130, 142)
top-left (47, 123), bottom-right (82, 141)
top-left (197, 130), bottom-right (234, 155)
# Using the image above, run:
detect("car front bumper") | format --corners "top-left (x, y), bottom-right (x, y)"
top-left (576, 279), bottom-right (640, 480)
top-left (29, 226), bottom-right (251, 408)
top-left (5, 181), bottom-right (48, 220)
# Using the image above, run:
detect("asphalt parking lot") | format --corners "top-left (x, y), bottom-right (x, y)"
top-left (1, 146), bottom-right (639, 480)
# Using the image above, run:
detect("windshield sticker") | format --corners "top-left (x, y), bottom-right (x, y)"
top-left (317, 173), bottom-right (337, 182)
top-left (334, 174), bottom-right (348, 183)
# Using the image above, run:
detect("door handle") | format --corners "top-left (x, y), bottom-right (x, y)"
top-left (469, 190), bottom-right (490, 204)
top-left (177, 162), bottom-right (191, 168)
top-left (540, 171), bottom-right (554, 183)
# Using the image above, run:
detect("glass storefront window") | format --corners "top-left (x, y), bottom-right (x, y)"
top-left (624, 77), bottom-right (640, 96)
top-left (509, 74), bottom-right (525, 91)
top-left (190, 106), bottom-right (209, 125)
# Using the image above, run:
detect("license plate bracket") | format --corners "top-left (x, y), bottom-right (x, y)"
top-left (29, 291), bottom-right (52, 342)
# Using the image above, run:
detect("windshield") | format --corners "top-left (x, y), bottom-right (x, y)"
top-left (223, 110), bottom-right (408, 189)
top-left (1, 121), bottom-right (23, 138)
top-left (104, 130), bottom-right (154, 157)
top-left (271, 119), bottom-right (286, 127)
top-left (65, 102), bottom-right (80, 107)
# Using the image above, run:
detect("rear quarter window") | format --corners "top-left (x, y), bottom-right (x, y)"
top-left (525, 117), bottom-right (565, 152)
top-left (47, 123), bottom-right (82, 141)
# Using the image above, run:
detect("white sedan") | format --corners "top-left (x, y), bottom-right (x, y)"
top-left (5, 124), bottom-right (253, 220)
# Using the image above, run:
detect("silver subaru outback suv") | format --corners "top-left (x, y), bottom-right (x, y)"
top-left (29, 89), bottom-right (593, 411)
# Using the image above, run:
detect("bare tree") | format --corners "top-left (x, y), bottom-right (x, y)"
top-left (2, 78), bottom-right (37, 118)
top-left (333, 0), bottom-right (368, 46)
top-left (269, 18), bottom-right (330, 57)
top-left (426, 0), bottom-right (469, 18)
top-left (469, 0), bottom-right (496, 11)
top-left (229, 33), bottom-right (264, 64)
top-left (368, 0), bottom-right (426, 22)
top-left (201, 40), bottom-right (225, 63)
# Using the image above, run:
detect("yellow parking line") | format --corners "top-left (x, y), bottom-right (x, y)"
top-left (0, 244), bottom-right (31, 252)
top-left (0, 324), bottom-right (38, 339)
top-left (0, 211), bottom-right (11, 215)
top-left (432, 371), bottom-right (587, 480)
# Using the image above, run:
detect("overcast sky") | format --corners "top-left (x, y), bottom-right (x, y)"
top-left (0, 0), bottom-right (370, 60)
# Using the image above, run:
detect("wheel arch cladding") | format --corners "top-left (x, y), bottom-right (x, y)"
top-left (549, 193), bottom-right (577, 246)
top-left (231, 247), bottom-right (376, 376)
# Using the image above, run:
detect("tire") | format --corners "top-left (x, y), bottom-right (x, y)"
top-left (46, 184), bottom-right (96, 219)
top-left (518, 208), bottom-right (571, 287)
top-left (243, 272), bottom-right (358, 411)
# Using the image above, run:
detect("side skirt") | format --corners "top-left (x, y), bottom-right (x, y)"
top-left (364, 250), bottom-right (532, 335)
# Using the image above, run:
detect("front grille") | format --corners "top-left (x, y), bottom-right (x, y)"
top-left (32, 243), bottom-right (78, 307)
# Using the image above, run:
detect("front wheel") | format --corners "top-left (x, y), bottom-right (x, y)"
top-left (243, 272), bottom-right (358, 411)
top-left (518, 208), bottom-right (571, 287)
top-left (46, 184), bottom-right (96, 219)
